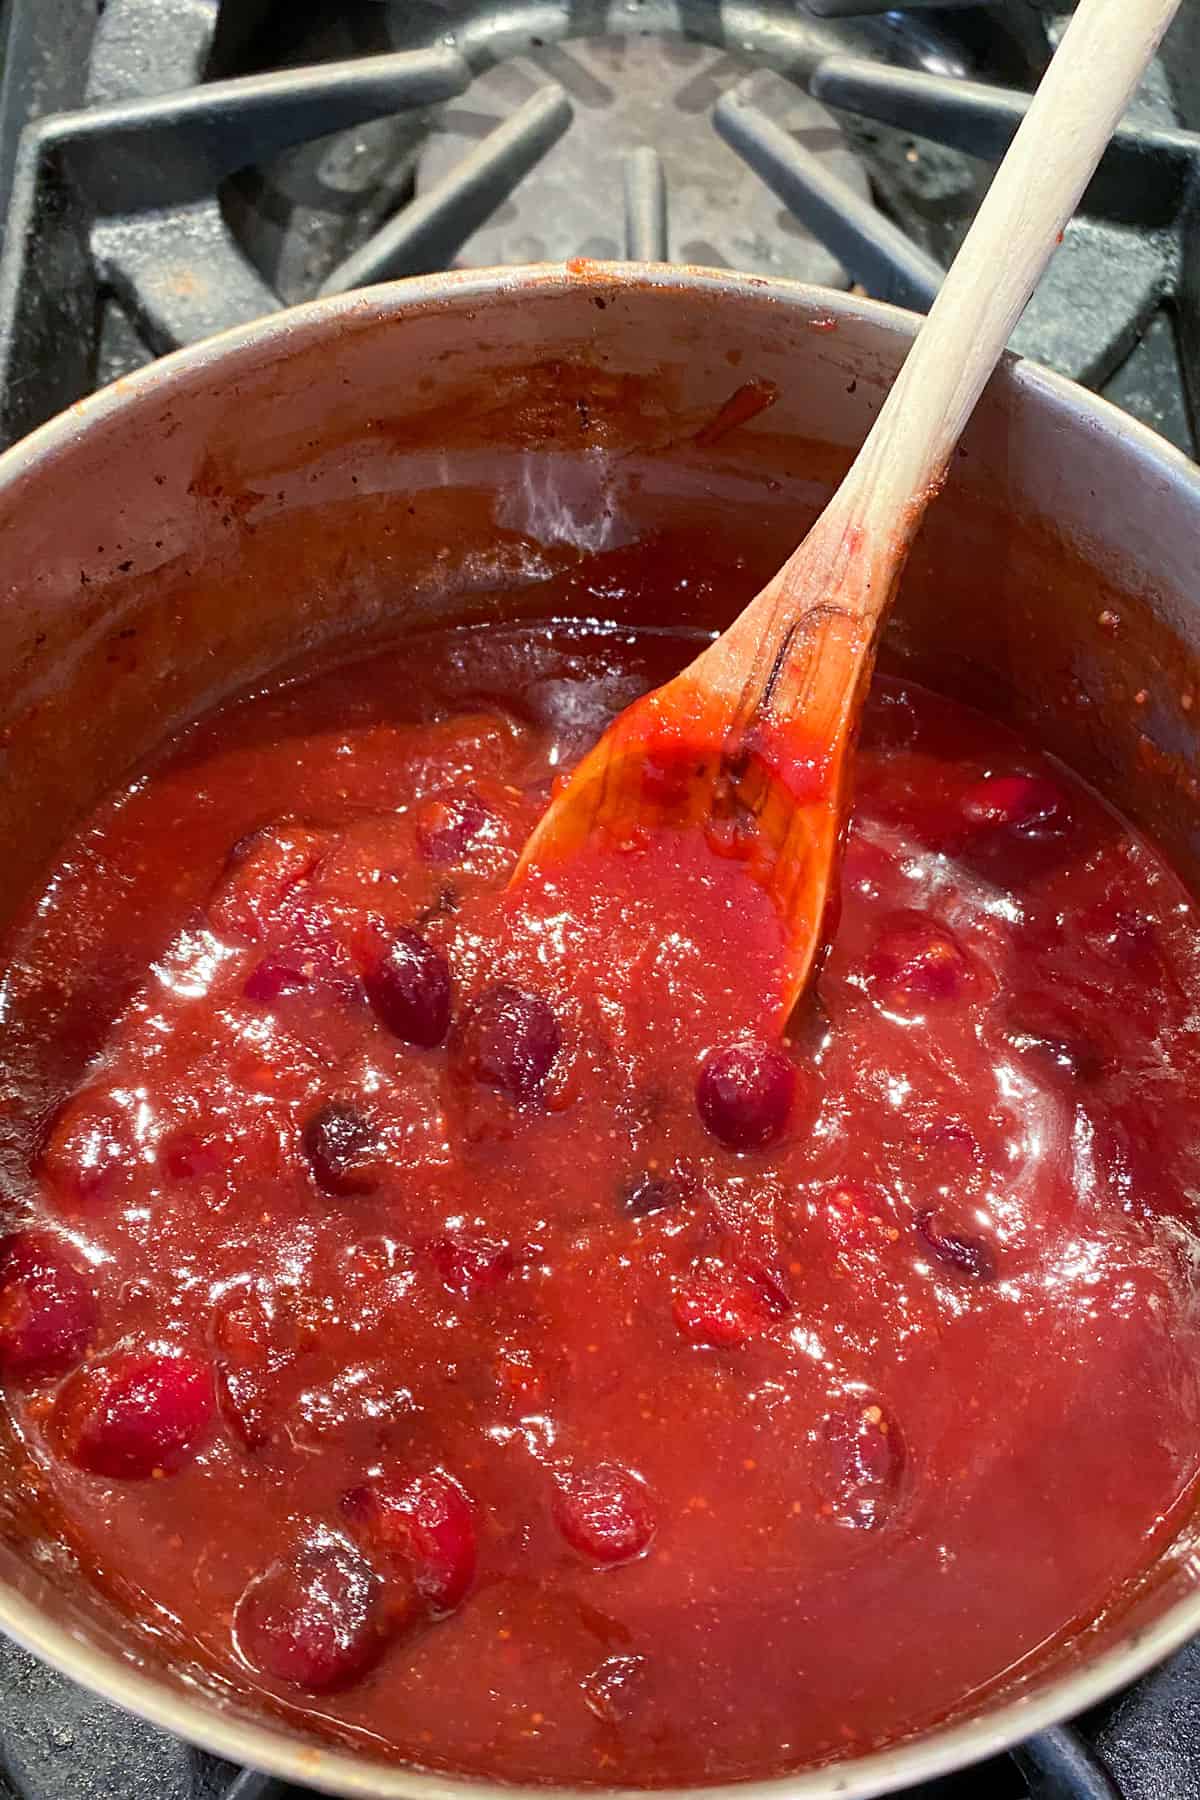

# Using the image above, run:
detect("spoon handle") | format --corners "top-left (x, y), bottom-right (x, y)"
top-left (800, 0), bottom-right (1181, 594)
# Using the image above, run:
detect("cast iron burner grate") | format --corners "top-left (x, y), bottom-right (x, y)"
top-left (0, 0), bottom-right (1198, 449)
top-left (0, 1), bottom-right (1199, 1797)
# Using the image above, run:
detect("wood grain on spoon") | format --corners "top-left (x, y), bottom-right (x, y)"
top-left (515, 0), bottom-right (1181, 1022)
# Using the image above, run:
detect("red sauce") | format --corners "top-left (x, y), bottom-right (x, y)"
top-left (1, 615), bottom-right (1200, 1785)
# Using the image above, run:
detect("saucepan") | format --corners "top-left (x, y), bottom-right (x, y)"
top-left (0, 264), bottom-right (1198, 1797)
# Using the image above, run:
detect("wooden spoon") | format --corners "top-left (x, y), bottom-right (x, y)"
top-left (513, 0), bottom-right (1180, 1024)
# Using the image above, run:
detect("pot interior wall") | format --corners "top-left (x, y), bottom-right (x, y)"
top-left (1, 273), bottom-right (1198, 933)
top-left (0, 268), bottom-right (1199, 1776)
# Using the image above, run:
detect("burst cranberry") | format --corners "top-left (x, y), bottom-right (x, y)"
top-left (52, 1349), bottom-right (214, 1478)
top-left (459, 983), bottom-right (561, 1098)
top-left (673, 1258), bottom-right (766, 1347)
top-left (365, 928), bottom-right (451, 1047)
top-left (415, 789), bottom-right (494, 864)
top-left (822, 1401), bottom-right (905, 1530)
top-left (208, 823), bottom-right (329, 942)
top-left (162, 1132), bottom-right (225, 1181)
top-left (38, 1087), bottom-right (133, 1209)
top-left (961, 772), bottom-right (1070, 835)
top-left (243, 959), bottom-right (310, 1002)
top-left (342, 1470), bottom-right (477, 1614)
top-left (302, 1101), bottom-right (380, 1197)
top-left (273, 895), bottom-right (361, 1000)
top-left (821, 1181), bottom-right (896, 1253)
top-left (620, 1161), bottom-right (696, 1218)
top-left (554, 1462), bottom-right (656, 1565)
top-left (430, 1233), bottom-right (514, 1299)
top-left (0, 1232), bottom-right (98, 1381)
top-left (906, 1123), bottom-right (986, 1218)
top-left (915, 1207), bottom-right (998, 1282)
top-left (743, 1254), bottom-right (795, 1316)
top-left (234, 1537), bottom-right (387, 1693)
top-left (956, 774), bottom-right (1076, 882)
top-left (866, 911), bottom-right (973, 1008)
top-left (211, 1284), bottom-right (296, 1451)
top-left (696, 1039), bottom-right (794, 1150)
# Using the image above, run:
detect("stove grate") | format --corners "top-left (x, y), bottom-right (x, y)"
top-left (0, 40), bottom-right (471, 437)
top-left (316, 78), bottom-right (572, 296)
top-left (714, 84), bottom-right (942, 310)
top-left (1, 0), bottom-right (1194, 447)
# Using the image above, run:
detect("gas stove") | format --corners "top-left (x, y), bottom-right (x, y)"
top-left (0, 2), bottom-right (1199, 1797)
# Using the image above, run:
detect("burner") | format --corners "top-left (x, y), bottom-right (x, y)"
top-left (410, 43), bottom-right (870, 280)
top-left (217, 0), bottom-right (990, 307)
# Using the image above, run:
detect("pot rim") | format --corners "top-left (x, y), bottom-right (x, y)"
top-left (3, 260), bottom-right (1200, 1799)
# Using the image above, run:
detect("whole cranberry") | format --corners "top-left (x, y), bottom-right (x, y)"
top-left (672, 1258), bottom-right (765, 1348)
top-left (554, 1462), bottom-right (656, 1565)
top-left (459, 983), bottom-right (561, 1099)
top-left (234, 1536), bottom-right (387, 1693)
top-left (52, 1349), bottom-right (214, 1479)
top-left (365, 927), bottom-right (451, 1048)
top-left (0, 1232), bottom-right (98, 1382)
top-left (915, 1207), bottom-right (998, 1282)
top-left (866, 911), bottom-right (973, 1009)
top-left (302, 1101), bottom-right (379, 1197)
top-left (342, 1469), bottom-right (477, 1615)
top-left (822, 1401), bottom-right (905, 1530)
top-left (696, 1039), bottom-right (794, 1150)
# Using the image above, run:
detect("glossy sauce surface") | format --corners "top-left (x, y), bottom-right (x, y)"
top-left (2, 615), bottom-right (1200, 1785)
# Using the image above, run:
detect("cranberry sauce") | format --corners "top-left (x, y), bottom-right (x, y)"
top-left (1, 619), bottom-right (1200, 1786)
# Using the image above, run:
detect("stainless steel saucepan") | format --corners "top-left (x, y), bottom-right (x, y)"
top-left (0, 265), bottom-right (1198, 1798)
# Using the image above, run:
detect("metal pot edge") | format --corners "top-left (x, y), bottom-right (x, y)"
top-left (0, 260), bottom-right (1197, 1799)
